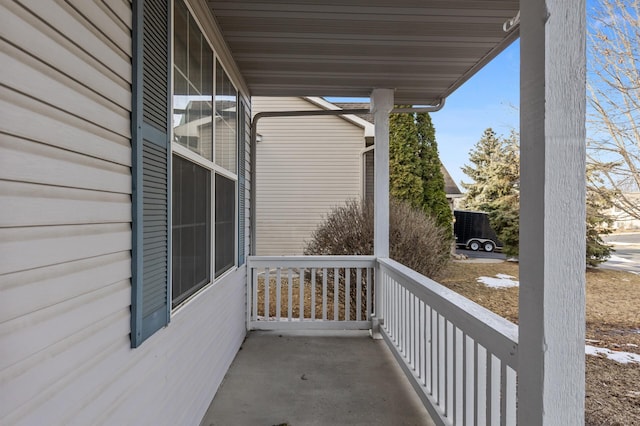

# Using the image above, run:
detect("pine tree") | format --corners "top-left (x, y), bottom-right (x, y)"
top-left (389, 109), bottom-right (453, 234)
top-left (461, 129), bottom-right (520, 256)
top-left (461, 129), bottom-right (509, 209)
top-left (462, 129), bottom-right (613, 265)
top-left (416, 113), bottom-right (453, 234)
top-left (586, 165), bottom-right (614, 267)
top-left (389, 112), bottom-right (423, 206)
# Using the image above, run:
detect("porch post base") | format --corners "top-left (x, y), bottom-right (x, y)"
top-left (370, 316), bottom-right (383, 340)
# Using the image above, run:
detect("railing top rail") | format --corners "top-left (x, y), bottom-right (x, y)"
top-left (378, 257), bottom-right (518, 364)
top-left (248, 255), bottom-right (377, 269)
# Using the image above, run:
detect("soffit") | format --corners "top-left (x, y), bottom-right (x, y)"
top-left (207, 0), bottom-right (519, 105)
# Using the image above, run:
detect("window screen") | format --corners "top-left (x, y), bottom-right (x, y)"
top-left (215, 174), bottom-right (235, 277)
top-left (172, 155), bottom-right (211, 306)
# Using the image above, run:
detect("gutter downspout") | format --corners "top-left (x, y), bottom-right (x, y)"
top-left (248, 98), bottom-right (446, 255)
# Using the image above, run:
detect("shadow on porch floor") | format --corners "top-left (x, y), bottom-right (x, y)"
top-left (201, 330), bottom-right (435, 426)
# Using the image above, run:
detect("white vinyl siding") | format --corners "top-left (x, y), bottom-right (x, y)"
top-left (0, 1), bottom-right (247, 424)
top-left (253, 97), bottom-right (365, 255)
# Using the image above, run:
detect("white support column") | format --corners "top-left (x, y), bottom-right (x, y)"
top-left (371, 88), bottom-right (394, 258)
top-left (519, 1), bottom-right (586, 425)
top-left (370, 88), bottom-right (393, 338)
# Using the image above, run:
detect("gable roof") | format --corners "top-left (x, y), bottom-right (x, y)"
top-left (303, 97), bottom-right (375, 136)
top-left (333, 102), bottom-right (374, 124)
top-left (441, 165), bottom-right (462, 196)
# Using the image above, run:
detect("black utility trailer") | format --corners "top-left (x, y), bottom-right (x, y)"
top-left (453, 210), bottom-right (503, 252)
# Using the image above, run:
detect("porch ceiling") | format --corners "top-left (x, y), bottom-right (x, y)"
top-left (207, 0), bottom-right (519, 104)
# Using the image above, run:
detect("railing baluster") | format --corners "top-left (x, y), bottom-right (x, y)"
top-left (425, 305), bottom-right (434, 395)
top-left (409, 293), bottom-right (414, 368)
top-left (333, 268), bottom-right (339, 320)
top-left (356, 268), bottom-right (362, 321)
top-left (322, 268), bottom-right (327, 320)
top-left (276, 268), bottom-right (281, 321)
top-left (264, 268), bottom-right (270, 319)
top-left (247, 266), bottom-right (252, 327)
top-left (299, 267), bottom-right (305, 321)
top-left (385, 272), bottom-right (389, 334)
top-left (505, 366), bottom-right (517, 425)
top-left (287, 268), bottom-right (293, 321)
top-left (389, 273), bottom-right (393, 330)
top-left (419, 300), bottom-right (424, 385)
top-left (474, 342), bottom-right (479, 426)
top-left (440, 314), bottom-right (446, 410)
top-left (455, 327), bottom-right (460, 424)
top-left (449, 322), bottom-right (455, 423)
top-left (486, 351), bottom-right (492, 426)
top-left (464, 335), bottom-right (471, 426)
top-left (406, 289), bottom-right (410, 359)
top-left (432, 309), bottom-right (438, 402)
top-left (252, 267), bottom-right (258, 321)
top-left (311, 268), bottom-right (316, 320)
top-left (491, 355), bottom-right (500, 426)
top-left (345, 268), bottom-right (351, 321)
top-left (395, 279), bottom-right (400, 345)
top-left (366, 267), bottom-right (371, 320)
top-left (400, 286), bottom-right (404, 354)
top-left (444, 318), bottom-right (449, 416)
top-left (500, 361), bottom-right (507, 426)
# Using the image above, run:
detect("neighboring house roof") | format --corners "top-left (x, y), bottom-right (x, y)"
top-left (442, 166), bottom-right (462, 196)
top-left (333, 102), bottom-right (374, 125)
top-left (304, 97), bottom-right (374, 137)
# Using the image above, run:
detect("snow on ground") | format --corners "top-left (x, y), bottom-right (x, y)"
top-left (585, 345), bottom-right (640, 364)
top-left (477, 274), bottom-right (520, 289)
top-left (608, 254), bottom-right (634, 263)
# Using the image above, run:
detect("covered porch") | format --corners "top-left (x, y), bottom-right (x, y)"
top-left (206, 0), bottom-right (586, 424)
top-left (206, 256), bottom-right (517, 425)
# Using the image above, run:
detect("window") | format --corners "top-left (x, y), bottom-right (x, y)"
top-left (171, 0), bottom-right (239, 306)
top-left (131, 0), bottom-right (246, 346)
top-left (173, 0), bottom-right (213, 160)
top-left (215, 61), bottom-right (237, 173)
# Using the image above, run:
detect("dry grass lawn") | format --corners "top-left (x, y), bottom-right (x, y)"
top-left (439, 262), bottom-right (640, 426)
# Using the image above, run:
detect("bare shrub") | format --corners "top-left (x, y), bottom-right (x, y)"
top-left (304, 198), bottom-right (452, 317)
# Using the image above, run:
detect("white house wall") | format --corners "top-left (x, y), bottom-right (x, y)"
top-left (0, 1), bottom-right (247, 424)
top-left (254, 96), bottom-right (365, 255)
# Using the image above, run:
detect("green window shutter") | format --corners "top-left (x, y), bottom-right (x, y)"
top-left (238, 101), bottom-right (248, 265)
top-left (131, 0), bottom-right (171, 347)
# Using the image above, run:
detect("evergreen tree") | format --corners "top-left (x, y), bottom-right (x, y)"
top-left (462, 128), bottom-right (613, 265)
top-left (586, 165), bottom-right (614, 267)
top-left (389, 109), bottom-right (453, 234)
top-left (461, 129), bottom-right (520, 256)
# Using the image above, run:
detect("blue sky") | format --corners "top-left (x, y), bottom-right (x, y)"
top-left (431, 40), bottom-right (520, 189)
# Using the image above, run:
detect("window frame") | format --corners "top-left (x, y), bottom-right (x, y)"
top-left (170, 0), bottom-right (241, 311)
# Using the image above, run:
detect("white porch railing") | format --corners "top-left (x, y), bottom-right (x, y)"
top-left (378, 258), bottom-right (518, 426)
top-left (246, 255), bottom-right (519, 425)
top-left (247, 256), bottom-right (376, 330)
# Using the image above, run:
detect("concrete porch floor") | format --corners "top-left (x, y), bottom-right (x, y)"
top-left (201, 330), bottom-right (435, 426)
